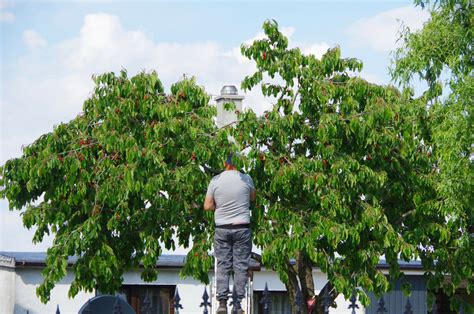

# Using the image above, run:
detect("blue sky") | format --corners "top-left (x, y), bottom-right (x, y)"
top-left (0, 0), bottom-right (429, 252)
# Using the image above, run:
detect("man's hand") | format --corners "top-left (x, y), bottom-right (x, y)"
top-left (204, 195), bottom-right (216, 211)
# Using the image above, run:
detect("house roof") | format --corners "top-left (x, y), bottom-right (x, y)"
top-left (0, 251), bottom-right (262, 270)
top-left (0, 251), bottom-right (423, 271)
top-left (378, 259), bottom-right (423, 270)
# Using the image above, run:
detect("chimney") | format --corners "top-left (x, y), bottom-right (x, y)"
top-left (215, 85), bottom-right (244, 128)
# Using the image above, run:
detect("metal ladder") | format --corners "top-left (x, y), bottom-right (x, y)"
top-left (210, 255), bottom-right (253, 314)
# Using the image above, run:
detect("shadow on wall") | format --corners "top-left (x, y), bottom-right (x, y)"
top-left (16, 268), bottom-right (74, 286)
top-left (14, 303), bottom-right (30, 313)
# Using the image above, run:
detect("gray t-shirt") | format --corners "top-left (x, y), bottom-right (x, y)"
top-left (206, 170), bottom-right (255, 226)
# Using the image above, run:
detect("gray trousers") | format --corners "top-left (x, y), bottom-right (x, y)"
top-left (214, 227), bottom-right (252, 303)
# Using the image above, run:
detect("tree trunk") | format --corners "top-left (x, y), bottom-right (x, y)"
top-left (283, 252), bottom-right (339, 314)
top-left (285, 269), bottom-right (307, 314)
top-left (296, 251), bottom-right (315, 303)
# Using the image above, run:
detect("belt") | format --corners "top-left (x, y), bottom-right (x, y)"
top-left (215, 223), bottom-right (250, 229)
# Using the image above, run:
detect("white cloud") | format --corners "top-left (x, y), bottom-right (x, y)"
top-left (0, 0), bottom-right (15, 22)
top-left (22, 29), bottom-right (47, 49)
top-left (0, 201), bottom-right (54, 252)
top-left (0, 11), bottom-right (14, 22)
top-left (346, 6), bottom-right (430, 53)
top-left (301, 42), bottom-right (331, 59)
top-left (0, 0), bottom-right (13, 10)
top-left (359, 71), bottom-right (383, 85)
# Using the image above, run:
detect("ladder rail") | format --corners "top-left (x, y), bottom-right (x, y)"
top-left (211, 253), bottom-right (254, 314)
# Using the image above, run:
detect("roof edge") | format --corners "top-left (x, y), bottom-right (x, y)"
top-left (0, 254), bottom-right (15, 268)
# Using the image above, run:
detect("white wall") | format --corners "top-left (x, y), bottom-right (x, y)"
top-left (4, 266), bottom-right (366, 314)
top-left (0, 266), bottom-right (16, 314)
top-left (13, 268), bottom-right (94, 314)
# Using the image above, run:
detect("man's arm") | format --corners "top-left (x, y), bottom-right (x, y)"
top-left (248, 175), bottom-right (257, 202)
top-left (250, 189), bottom-right (256, 202)
top-left (204, 195), bottom-right (216, 211)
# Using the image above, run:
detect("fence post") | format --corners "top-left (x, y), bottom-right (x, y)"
top-left (259, 282), bottom-right (271, 314)
top-left (200, 286), bottom-right (211, 314)
top-left (173, 288), bottom-right (183, 314)
top-left (376, 295), bottom-right (387, 313)
top-left (348, 291), bottom-right (359, 314)
top-left (459, 303), bottom-right (465, 314)
top-left (141, 290), bottom-right (152, 314)
top-left (56, 305), bottom-right (60, 314)
top-left (404, 297), bottom-right (413, 314)
top-left (113, 295), bottom-right (123, 314)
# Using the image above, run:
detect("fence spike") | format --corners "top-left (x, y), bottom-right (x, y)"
top-left (259, 282), bottom-right (271, 314)
top-left (376, 295), bottom-right (387, 313)
top-left (295, 285), bottom-right (303, 314)
top-left (404, 297), bottom-right (413, 314)
top-left (173, 288), bottom-right (183, 314)
top-left (113, 295), bottom-right (123, 314)
top-left (200, 286), bottom-right (211, 314)
top-left (56, 305), bottom-right (60, 314)
top-left (321, 286), bottom-right (330, 314)
top-left (348, 291), bottom-right (359, 314)
top-left (141, 290), bottom-right (152, 314)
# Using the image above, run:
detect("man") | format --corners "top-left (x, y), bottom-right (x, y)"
top-left (204, 154), bottom-right (256, 314)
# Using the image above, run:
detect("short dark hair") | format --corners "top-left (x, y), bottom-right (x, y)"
top-left (225, 153), bottom-right (234, 165)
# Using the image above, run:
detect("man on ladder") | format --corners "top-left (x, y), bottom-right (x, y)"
top-left (204, 153), bottom-right (256, 314)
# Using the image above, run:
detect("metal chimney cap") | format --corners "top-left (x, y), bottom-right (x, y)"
top-left (220, 85), bottom-right (238, 96)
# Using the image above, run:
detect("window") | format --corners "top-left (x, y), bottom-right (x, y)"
top-left (253, 291), bottom-right (290, 314)
top-left (119, 285), bottom-right (175, 314)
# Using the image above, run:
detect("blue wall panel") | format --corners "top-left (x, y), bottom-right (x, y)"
top-left (365, 276), bottom-right (427, 314)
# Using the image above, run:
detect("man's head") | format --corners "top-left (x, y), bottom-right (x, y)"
top-left (224, 153), bottom-right (236, 171)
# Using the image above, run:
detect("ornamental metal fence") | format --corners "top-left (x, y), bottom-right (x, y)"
top-left (52, 283), bottom-right (467, 314)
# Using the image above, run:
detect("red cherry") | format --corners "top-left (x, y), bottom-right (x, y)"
top-left (263, 52), bottom-right (267, 60)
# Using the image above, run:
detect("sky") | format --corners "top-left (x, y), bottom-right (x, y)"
top-left (0, 0), bottom-right (430, 252)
